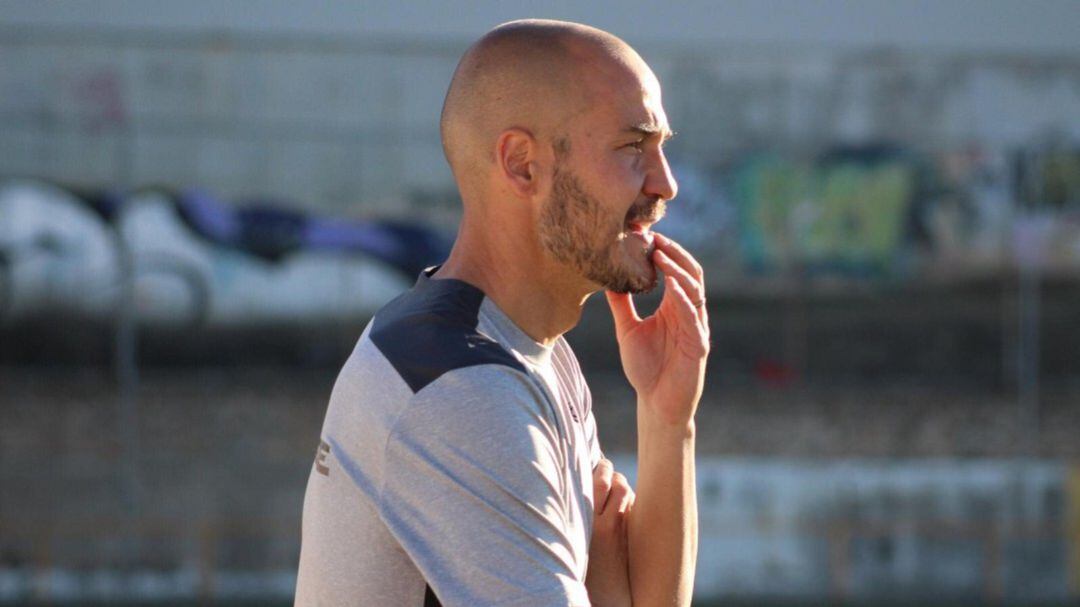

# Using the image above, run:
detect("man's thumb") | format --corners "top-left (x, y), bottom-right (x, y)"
top-left (605, 290), bottom-right (640, 335)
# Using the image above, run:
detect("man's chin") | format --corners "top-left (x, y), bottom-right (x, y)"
top-left (605, 265), bottom-right (658, 295)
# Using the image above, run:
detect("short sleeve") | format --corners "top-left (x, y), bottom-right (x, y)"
top-left (378, 364), bottom-right (591, 607)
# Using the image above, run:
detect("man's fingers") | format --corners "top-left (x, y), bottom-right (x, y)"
top-left (653, 249), bottom-right (705, 315)
top-left (605, 290), bottom-right (641, 337)
top-left (592, 459), bottom-right (615, 514)
top-left (594, 462), bottom-right (636, 518)
top-left (653, 232), bottom-right (704, 284)
top-left (595, 471), bottom-right (635, 519)
top-left (662, 275), bottom-right (699, 326)
top-left (612, 473), bottom-right (634, 514)
top-left (664, 276), bottom-right (711, 356)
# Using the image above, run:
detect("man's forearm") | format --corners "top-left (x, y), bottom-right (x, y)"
top-left (626, 401), bottom-right (698, 607)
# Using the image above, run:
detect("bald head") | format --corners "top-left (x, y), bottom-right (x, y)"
top-left (440, 20), bottom-right (651, 192)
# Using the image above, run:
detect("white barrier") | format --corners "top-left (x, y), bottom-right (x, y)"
top-left (610, 456), bottom-right (1073, 602)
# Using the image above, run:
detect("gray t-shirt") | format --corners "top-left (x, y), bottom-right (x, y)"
top-left (295, 270), bottom-right (603, 606)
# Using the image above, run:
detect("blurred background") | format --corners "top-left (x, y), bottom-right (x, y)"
top-left (1, 1), bottom-right (1078, 605)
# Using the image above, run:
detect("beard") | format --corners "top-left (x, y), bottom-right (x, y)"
top-left (539, 161), bottom-right (664, 294)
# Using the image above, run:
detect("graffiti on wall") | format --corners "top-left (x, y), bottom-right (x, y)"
top-left (696, 140), bottom-right (1080, 278)
top-left (731, 146), bottom-right (916, 276)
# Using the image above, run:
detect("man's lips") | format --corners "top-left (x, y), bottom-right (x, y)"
top-left (625, 221), bottom-right (657, 255)
top-left (625, 200), bottom-right (666, 235)
top-left (625, 201), bottom-right (665, 254)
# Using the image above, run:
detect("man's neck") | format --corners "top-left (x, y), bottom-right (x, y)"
top-left (434, 226), bottom-right (593, 347)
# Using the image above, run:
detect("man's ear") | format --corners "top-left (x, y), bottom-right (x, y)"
top-left (495, 127), bottom-right (540, 198)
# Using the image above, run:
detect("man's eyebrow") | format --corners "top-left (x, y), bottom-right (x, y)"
top-left (625, 123), bottom-right (676, 141)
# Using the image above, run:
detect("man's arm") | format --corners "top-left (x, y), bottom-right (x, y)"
top-left (585, 459), bottom-right (634, 607)
top-left (606, 233), bottom-right (709, 607)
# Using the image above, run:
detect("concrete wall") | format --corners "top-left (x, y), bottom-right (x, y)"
top-left (1, 2), bottom-right (1078, 222)
top-left (4, 1), bottom-right (1079, 54)
top-left (1, 368), bottom-right (1079, 603)
top-left (616, 456), bottom-right (1079, 602)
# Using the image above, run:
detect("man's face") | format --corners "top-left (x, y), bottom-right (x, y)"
top-left (538, 68), bottom-right (677, 294)
top-left (539, 153), bottom-right (666, 294)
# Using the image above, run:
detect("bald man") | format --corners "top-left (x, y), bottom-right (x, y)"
top-left (296, 19), bottom-right (708, 607)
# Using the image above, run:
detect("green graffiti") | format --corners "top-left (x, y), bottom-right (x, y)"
top-left (1037, 151), bottom-right (1080, 208)
top-left (735, 154), bottom-right (914, 274)
top-left (809, 163), bottom-right (912, 265)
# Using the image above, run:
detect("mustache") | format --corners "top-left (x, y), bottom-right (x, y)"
top-left (625, 198), bottom-right (666, 224)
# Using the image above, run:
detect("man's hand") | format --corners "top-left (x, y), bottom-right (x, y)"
top-left (605, 232), bottom-right (707, 607)
top-left (585, 459), bottom-right (634, 607)
top-left (606, 232), bottom-right (710, 428)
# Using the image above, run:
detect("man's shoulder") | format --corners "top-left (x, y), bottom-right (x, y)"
top-left (369, 277), bottom-right (526, 394)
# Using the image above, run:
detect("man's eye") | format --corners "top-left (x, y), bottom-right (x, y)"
top-left (625, 140), bottom-right (645, 152)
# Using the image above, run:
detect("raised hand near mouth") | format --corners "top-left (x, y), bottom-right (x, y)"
top-left (606, 231), bottom-right (709, 428)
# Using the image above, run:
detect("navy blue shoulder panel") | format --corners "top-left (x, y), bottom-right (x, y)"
top-left (423, 584), bottom-right (441, 607)
top-left (370, 274), bottom-right (526, 394)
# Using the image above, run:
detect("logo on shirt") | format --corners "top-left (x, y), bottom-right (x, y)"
top-left (315, 440), bottom-right (331, 476)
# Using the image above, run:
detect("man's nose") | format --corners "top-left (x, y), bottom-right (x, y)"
top-left (644, 150), bottom-right (678, 201)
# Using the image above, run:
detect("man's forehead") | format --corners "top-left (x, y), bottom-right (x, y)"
top-left (591, 66), bottom-right (670, 135)
top-left (559, 44), bottom-right (671, 139)
top-left (612, 91), bottom-right (673, 139)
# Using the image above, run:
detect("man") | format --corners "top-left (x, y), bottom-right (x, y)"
top-left (296, 19), bottom-right (709, 607)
